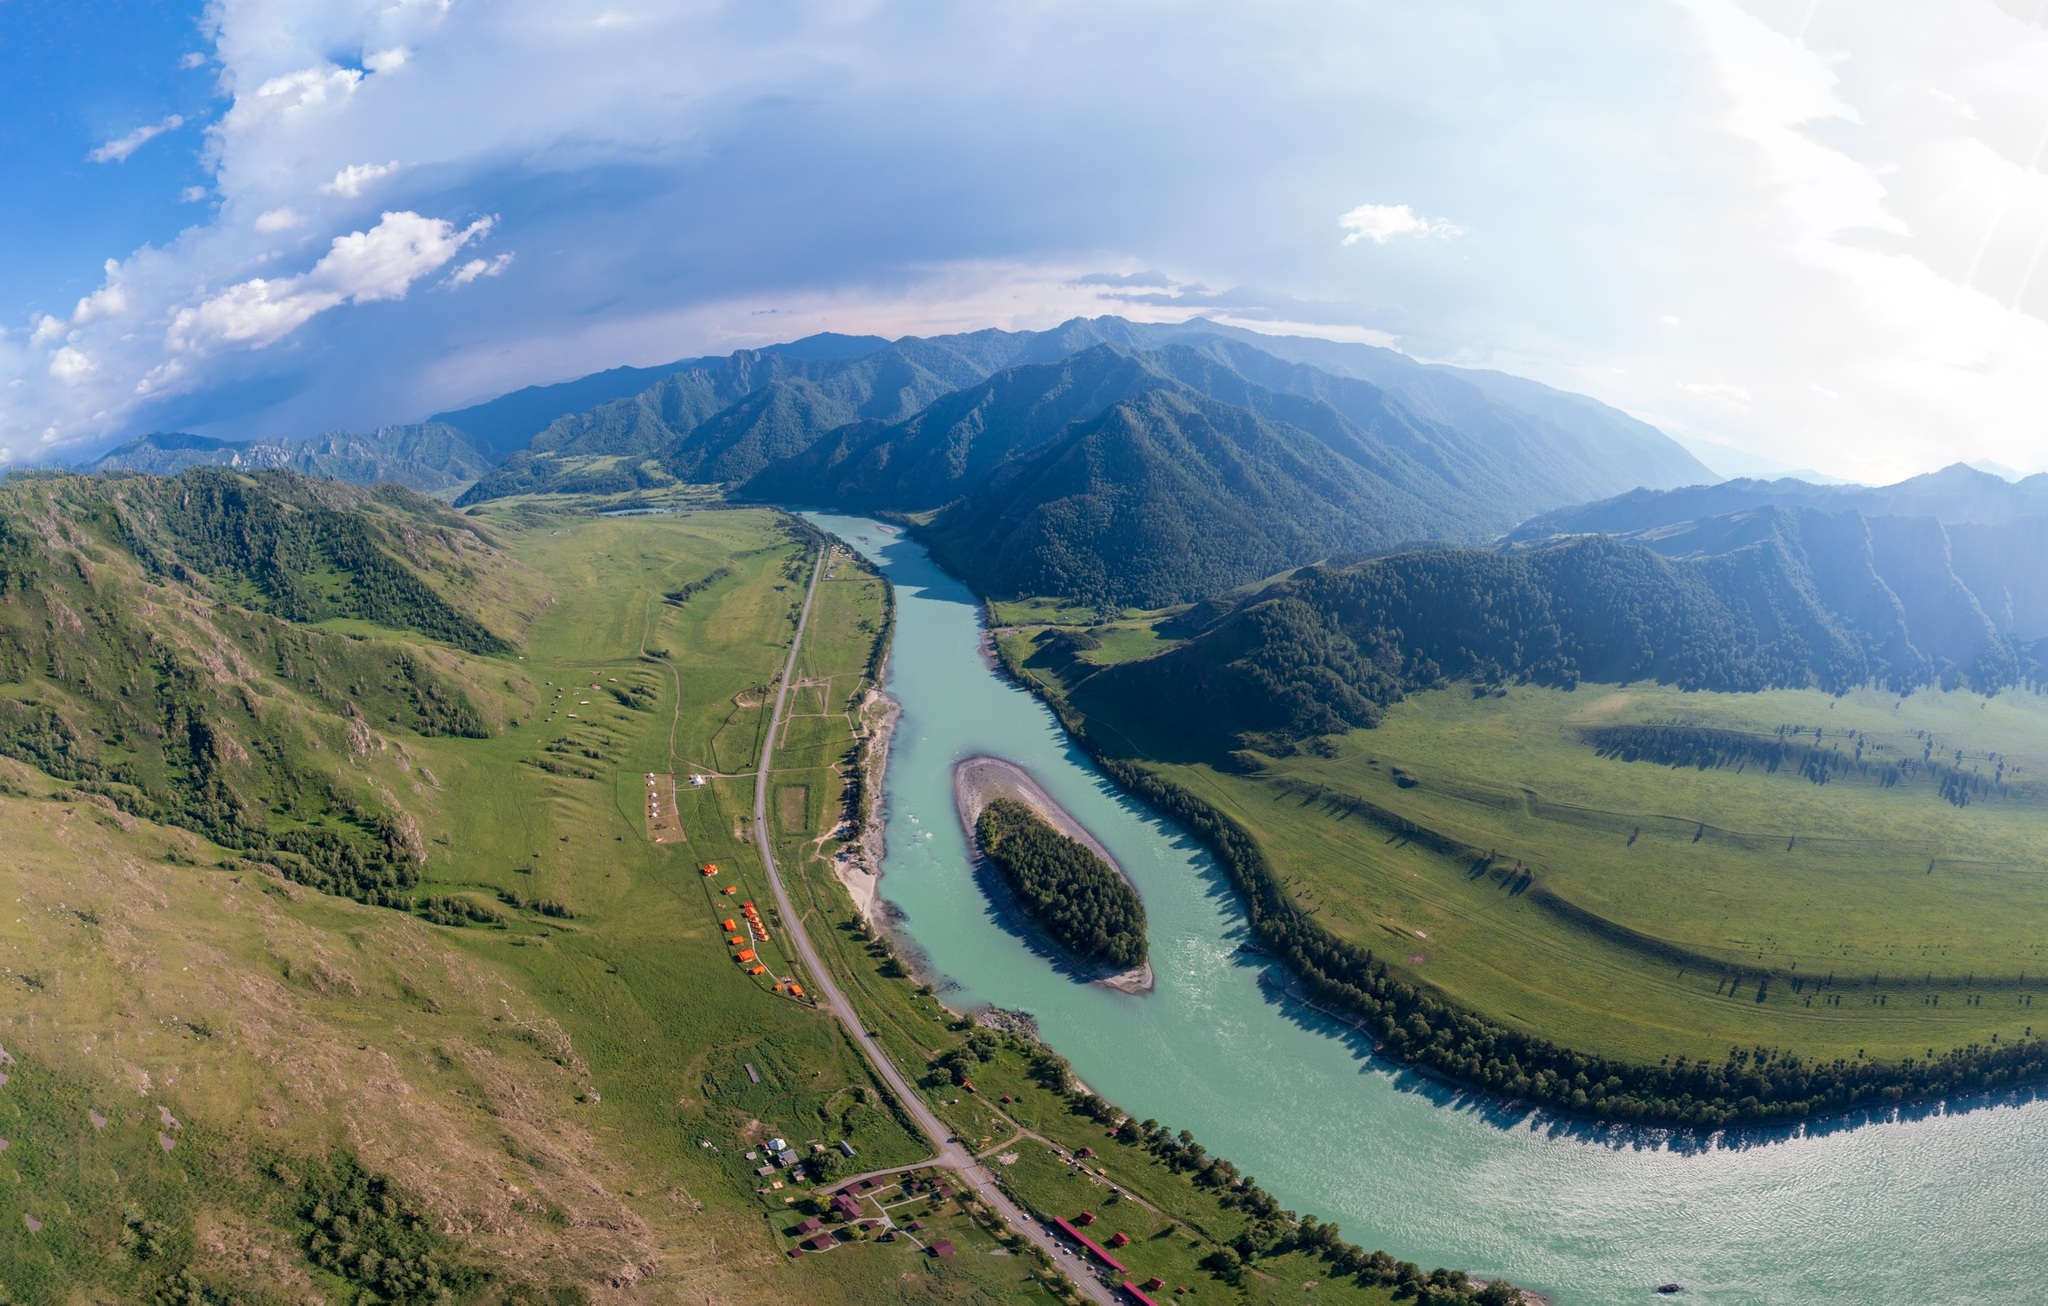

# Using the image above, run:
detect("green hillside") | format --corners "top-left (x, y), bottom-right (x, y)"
top-left (925, 388), bottom-right (1465, 609)
top-left (0, 482), bottom-right (1084, 1304)
top-left (1076, 531), bottom-right (2048, 760)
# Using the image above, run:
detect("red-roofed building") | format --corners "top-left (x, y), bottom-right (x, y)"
top-left (930, 1239), bottom-right (955, 1258)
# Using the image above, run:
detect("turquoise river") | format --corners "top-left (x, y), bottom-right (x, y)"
top-left (809, 514), bottom-right (2048, 1306)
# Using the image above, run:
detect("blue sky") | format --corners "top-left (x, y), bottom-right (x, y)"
top-left (5, 0), bottom-right (2048, 482)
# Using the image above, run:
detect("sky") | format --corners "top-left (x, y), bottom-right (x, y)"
top-left (3, 0), bottom-right (2048, 484)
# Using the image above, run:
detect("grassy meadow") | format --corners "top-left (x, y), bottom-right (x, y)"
top-left (0, 500), bottom-right (1059, 1305)
top-left (1006, 618), bottom-right (2048, 1069)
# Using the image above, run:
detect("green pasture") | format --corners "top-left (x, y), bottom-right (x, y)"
top-left (1006, 612), bottom-right (2048, 1067)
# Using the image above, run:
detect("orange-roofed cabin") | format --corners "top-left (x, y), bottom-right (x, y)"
top-left (737, 949), bottom-right (757, 962)
top-left (749, 965), bottom-right (767, 975)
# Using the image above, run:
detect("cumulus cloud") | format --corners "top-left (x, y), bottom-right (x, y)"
top-left (9, 0), bottom-right (2048, 481)
top-left (1339, 203), bottom-right (1465, 245)
top-left (322, 161), bottom-right (400, 197)
top-left (88, 115), bottom-right (185, 164)
top-left (48, 348), bottom-right (96, 384)
top-left (255, 207), bottom-right (306, 232)
top-left (169, 211), bottom-right (493, 353)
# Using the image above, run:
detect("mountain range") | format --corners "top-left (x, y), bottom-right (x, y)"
top-left (1079, 467), bottom-right (2048, 757)
top-left (77, 316), bottom-right (1716, 608)
top-left (441, 317), bottom-right (1710, 603)
top-left (87, 424), bottom-right (493, 495)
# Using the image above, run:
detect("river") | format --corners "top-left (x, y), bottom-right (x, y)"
top-left (807, 514), bottom-right (2048, 1306)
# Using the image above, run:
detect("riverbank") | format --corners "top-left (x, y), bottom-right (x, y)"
top-left (831, 684), bottom-right (899, 922)
top-left (810, 511), bottom-right (2048, 1306)
top-left (953, 755), bottom-right (1154, 994)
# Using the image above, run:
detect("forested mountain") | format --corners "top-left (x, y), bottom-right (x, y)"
top-left (447, 317), bottom-right (1713, 525)
top-left (922, 387), bottom-right (1488, 607)
top-left (452, 335), bottom-right (1034, 504)
top-left (736, 344), bottom-right (1180, 510)
top-left (1078, 514), bottom-right (2048, 758)
top-left (89, 423), bottom-right (493, 494)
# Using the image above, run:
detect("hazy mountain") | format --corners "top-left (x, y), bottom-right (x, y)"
top-left (427, 331), bottom-right (892, 458)
top-left (88, 424), bottom-right (493, 494)
top-left (1511, 463), bottom-right (2048, 539)
top-left (1085, 318), bottom-right (1714, 494)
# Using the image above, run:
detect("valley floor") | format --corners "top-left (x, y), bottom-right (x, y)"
top-left (1009, 622), bottom-right (2048, 1072)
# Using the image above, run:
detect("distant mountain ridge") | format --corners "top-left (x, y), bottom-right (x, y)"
top-left (1511, 463), bottom-right (2048, 538)
top-left (435, 317), bottom-right (1712, 603)
top-left (89, 424), bottom-right (492, 494)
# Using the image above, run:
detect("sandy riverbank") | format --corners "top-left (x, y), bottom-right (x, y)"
top-left (831, 685), bottom-right (899, 922)
top-left (952, 754), bottom-right (1153, 994)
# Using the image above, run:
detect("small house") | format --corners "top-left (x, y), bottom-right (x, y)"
top-left (777, 1149), bottom-right (799, 1166)
top-left (737, 949), bottom-right (757, 963)
top-left (1108, 1231), bottom-right (1132, 1248)
top-left (837, 1139), bottom-right (857, 1158)
top-left (793, 1218), bottom-right (823, 1235)
top-left (832, 1194), bottom-right (862, 1221)
top-left (929, 1240), bottom-right (955, 1259)
top-left (1075, 1211), bottom-right (1097, 1226)
top-left (1141, 1277), bottom-right (1166, 1292)
top-left (803, 1234), bottom-right (835, 1252)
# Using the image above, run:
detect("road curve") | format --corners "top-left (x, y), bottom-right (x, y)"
top-left (751, 546), bottom-right (1120, 1306)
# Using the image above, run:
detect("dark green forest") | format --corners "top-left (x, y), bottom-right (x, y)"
top-left (975, 797), bottom-right (1147, 969)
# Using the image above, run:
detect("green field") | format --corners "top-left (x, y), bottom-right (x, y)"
top-left (1008, 619), bottom-right (2048, 1069)
top-left (0, 500), bottom-right (1076, 1304)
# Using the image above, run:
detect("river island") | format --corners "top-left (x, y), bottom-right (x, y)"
top-left (953, 755), bottom-right (1153, 993)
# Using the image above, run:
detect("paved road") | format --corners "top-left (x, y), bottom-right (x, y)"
top-left (751, 547), bottom-right (1121, 1306)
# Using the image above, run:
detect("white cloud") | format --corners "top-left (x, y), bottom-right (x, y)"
top-left (12, 0), bottom-right (2048, 481)
top-left (179, 185), bottom-right (210, 203)
top-left (87, 115), bottom-right (185, 164)
top-left (1338, 203), bottom-right (1464, 245)
top-left (255, 207), bottom-right (307, 233)
top-left (447, 253), bottom-right (513, 285)
top-left (251, 65), bottom-right (365, 115)
top-left (322, 161), bottom-right (400, 197)
top-left (48, 348), bottom-right (96, 384)
top-left (169, 211), bottom-right (492, 353)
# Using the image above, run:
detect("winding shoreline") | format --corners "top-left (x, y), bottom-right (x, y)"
top-left (952, 753), bottom-right (1154, 994)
